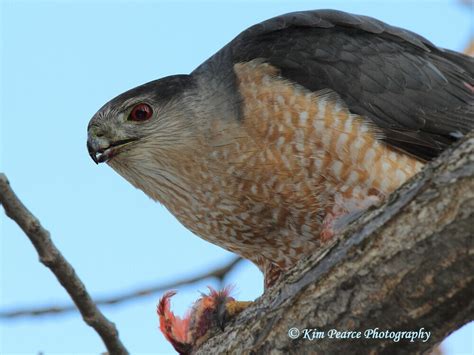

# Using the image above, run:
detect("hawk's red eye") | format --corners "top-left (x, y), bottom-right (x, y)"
top-left (129, 103), bottom-right (153, 122)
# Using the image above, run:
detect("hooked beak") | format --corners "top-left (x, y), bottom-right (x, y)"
top-left (87, 137), bottom-right (137, 164)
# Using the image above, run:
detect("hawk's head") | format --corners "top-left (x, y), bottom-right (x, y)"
top-left (86, 74), bottom-right (212, 201)
top-left (87, 74), bottom-right (196, 165)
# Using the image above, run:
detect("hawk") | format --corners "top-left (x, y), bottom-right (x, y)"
top-left (87, 10), bottom-right (474, 288)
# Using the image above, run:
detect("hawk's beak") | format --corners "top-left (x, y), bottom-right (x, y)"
top-left (87, 140), bottom-right (100, 164)
top-left (87, 134), bottom-right (138, 165)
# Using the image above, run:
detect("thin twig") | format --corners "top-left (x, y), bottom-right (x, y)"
top-left (0, 256), bottom-right (242, 318)
top-left (0, 173), bottom-right (129, 355)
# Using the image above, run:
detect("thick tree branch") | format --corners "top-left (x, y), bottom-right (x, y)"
top-left (197, 132), bottom-right (474, 354)
top-left (0, 174), bottom-right (129, 355)
top-left (0, 257), bottom-right (241, 318)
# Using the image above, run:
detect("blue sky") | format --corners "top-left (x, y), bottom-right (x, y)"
top-left (1, 0), bottom-right (472, 354)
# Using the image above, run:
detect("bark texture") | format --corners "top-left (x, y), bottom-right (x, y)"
top-left (196, 132), bottom-right (474, 355)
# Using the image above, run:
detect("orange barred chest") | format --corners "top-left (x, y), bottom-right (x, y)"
top-left (166, 61), bottom-right (424, 269)
top-left (234, 61), bottom-right (424, 196)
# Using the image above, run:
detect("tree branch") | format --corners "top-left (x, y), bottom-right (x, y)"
top-left (0, 174), bottom-right (129, 355)
top-left (196, 132), bottom-right (474, 354)
top-left (0, 257), bottom-right (242, 318)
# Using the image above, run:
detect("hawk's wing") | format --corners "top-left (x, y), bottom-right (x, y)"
top-left (213, 10), bottom-right (474, 160)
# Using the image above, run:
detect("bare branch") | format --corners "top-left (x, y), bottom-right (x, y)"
top-left (196, 132), bottom-right (474, 354)
top-left (0, 174), bottom-right (129, 355)
top-left (0, 256), bottom-right (242, 318)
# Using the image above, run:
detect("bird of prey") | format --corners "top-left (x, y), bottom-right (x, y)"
top-left (87, 10), bottom-right (474, 289)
